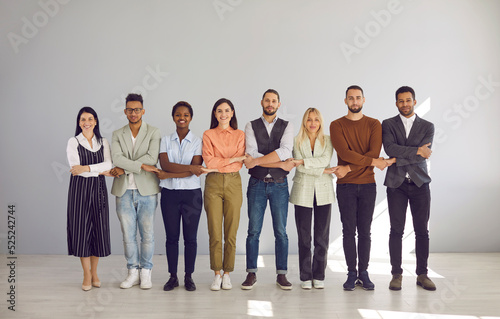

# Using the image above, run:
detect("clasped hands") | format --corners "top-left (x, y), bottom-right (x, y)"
top-left (372, 157), bottom-right (396, 171)
top-left (70, 165), bottom-right (116, 177)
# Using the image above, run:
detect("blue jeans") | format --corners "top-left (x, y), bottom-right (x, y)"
top-left (245, 177), bottom-right (289, 274)
top-left (336, 183), bottom-right (376, 273)
top-left (116, 189), bottom-right (157, 270)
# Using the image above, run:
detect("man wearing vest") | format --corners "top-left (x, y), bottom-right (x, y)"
top-left (241, 89), bottom-right (295, 290)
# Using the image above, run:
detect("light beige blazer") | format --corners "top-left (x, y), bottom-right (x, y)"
top-left (289, 135), bottom-right (335, 208)
top-left (111, 122), bottom-right (161, 197)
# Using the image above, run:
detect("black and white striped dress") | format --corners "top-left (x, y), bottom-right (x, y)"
top-left (67, 138), bottom-right (111, 257)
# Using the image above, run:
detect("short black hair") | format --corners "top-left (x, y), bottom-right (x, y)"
top-left (172, 101), bottom-right (193, 118)
top-left (125, 93), bottom-right (143, 106)
top-left (262, 89), bottom-right (280, 102)
top-left (395, 86), bottom-right (416, 101)
top-left (346, 85), bottom-right (364, 97)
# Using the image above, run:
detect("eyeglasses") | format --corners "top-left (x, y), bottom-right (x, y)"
top-left (125, 108), bottom-right (143, 114)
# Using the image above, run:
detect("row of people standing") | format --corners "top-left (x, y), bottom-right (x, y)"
top-left (67, 85), bottom-right (435, 293)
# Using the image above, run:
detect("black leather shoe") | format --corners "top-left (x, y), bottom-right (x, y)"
top-left (184, 277), bottom-right (196, 291)
top-left (163, 276), bottom-right (179, 291)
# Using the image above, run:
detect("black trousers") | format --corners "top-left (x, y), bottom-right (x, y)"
top-left (160, 188), bottom-right (202, 274)
top-left (387, 181), bottom-right (431, 275)
top-left (294, 197), bottom-right (331, 281)
top-left (336, 183), bottom-right (376, 273)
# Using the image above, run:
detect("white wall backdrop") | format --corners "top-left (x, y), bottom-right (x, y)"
top-left (1, 0), bottom-right (499, 256)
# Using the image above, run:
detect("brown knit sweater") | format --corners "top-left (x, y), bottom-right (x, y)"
top-left (329, 115), bottom-right (382, 184)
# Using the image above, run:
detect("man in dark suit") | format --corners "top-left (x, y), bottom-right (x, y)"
top-left (382, 86), bottom-right (436, 291)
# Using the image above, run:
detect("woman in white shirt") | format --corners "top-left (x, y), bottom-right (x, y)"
top-left (66, 107), bottom-right (112, 291)
top-left (154, 101), bottom-right (204, 292)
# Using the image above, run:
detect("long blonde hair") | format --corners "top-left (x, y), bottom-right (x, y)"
top-left (296, 108), bottom-right (325, 148)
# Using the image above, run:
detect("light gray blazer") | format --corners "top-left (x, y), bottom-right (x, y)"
top-left (111, 122), bottom-right (161, 197)
top-left (289, 135), bottom-right (335, 208)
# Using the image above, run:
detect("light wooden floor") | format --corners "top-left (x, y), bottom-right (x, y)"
top-left (1, 253), bottom-right (500, 319)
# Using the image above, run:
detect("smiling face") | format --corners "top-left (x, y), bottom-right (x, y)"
top-left (79, 112), bottom-right (96, 135)
top-left (261, 92), bottom-right (281, 116)
top-left (124, 100), bottom-right (144, 124)
top-left (396, 91), bottom-right (416, 118)
top-left (345, 89), bottom-right (365, 114)
top-left (173, 106), bottom-right (192, 129)
top-left (305, 111), bottom-right (321, 135)
top-left (214, 102), bottom-right (234, 127)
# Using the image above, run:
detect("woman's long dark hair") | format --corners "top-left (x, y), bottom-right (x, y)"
top-left (209, 98), bottom-right (238, 130)
top-left (75, 106), bottom-right (103, 145)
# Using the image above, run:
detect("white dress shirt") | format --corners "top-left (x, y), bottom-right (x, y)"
top-left (399, 113), bottom-right (416, 178)
top-left (399, 113), bottom-right (416, 138)
top-left (244, 116), bottom-right (294, 161)
top-left (66, 133), bottom-right (112, 178)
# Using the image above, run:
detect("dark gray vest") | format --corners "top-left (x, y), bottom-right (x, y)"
top-left (249, 118), bottom-right (289, 180)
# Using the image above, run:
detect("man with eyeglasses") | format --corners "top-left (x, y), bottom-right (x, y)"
top-left (110, 93), bottom-right (161, 289)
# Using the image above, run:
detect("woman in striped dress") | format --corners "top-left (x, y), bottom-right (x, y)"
top-left (67, 107), bottom-right (112, 291)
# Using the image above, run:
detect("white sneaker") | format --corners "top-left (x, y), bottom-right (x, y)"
top-left (301, 280), bottom-right (312, 290)
top-left (222, 274), bottom-right (232, 290)
top-left (120, 268), bottom-right (140, 289)
top-left (140, 268), bottom-right (152, 289)
top-left (210, 274), bottom-right (221, 291)
top-left (313, 279), bottom-right (324, 289)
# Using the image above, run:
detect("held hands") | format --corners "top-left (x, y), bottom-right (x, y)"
top-left (323, 167), bottom-right (339, 175)
top-left (384, 157), bottom-right (396, 167)
top-left (70, 165), bottom-right (89, 176)
top-left (100, 170), bottom-right (114, 177)
top-left (230, 154), bottom-right (247, 164)
top-left (110, 167), bottom-right (125, 177)
top-left (243, 153), bottom-right (257, 169)
top-left (372, 157), bottom-right (389, 171)
top-left (280, 158), bottom-right (296, 172)
top-left (291, 159), bottom-right (304, 167)
top-left (189, 165), bottom-right (205, 177)
top-left (201, 167), bottom-right (218, 174)
top-left (417, 143), bottom-right (432, 159)
top-left (332, 165), bottom-right (351, 179)
top-left (141, 164), bottom-right (160, 173)
top-left (153, 170), bottom-right (169, 180)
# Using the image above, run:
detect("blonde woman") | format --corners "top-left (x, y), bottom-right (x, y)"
top-left (290, 108), bottom-right (336, 289)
